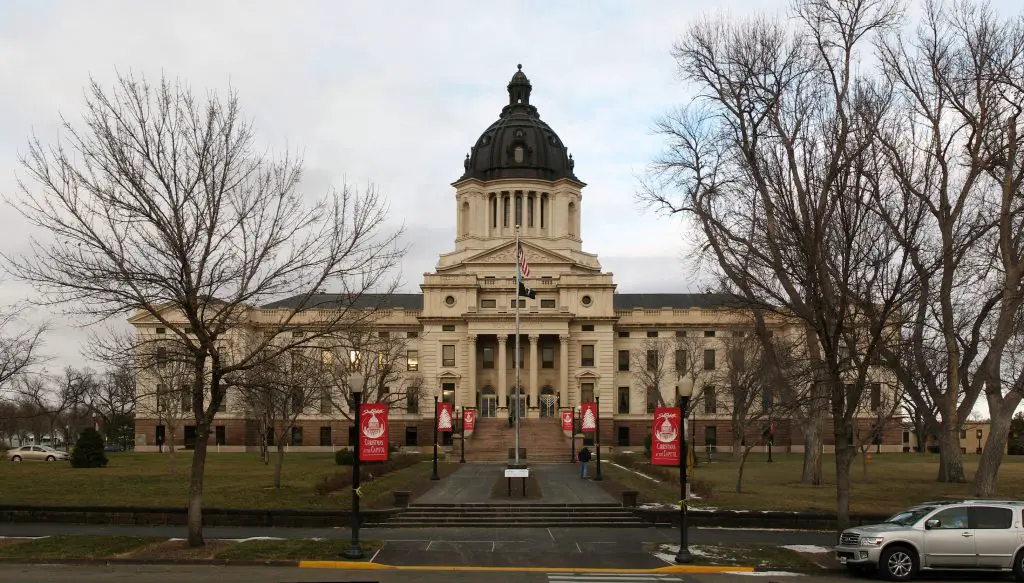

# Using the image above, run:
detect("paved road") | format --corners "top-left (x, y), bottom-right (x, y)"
top-left (0, 564), bottom-right (1012, 583)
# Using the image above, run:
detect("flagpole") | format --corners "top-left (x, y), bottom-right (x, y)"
top-left (514, 225), bottom-right (521, 467)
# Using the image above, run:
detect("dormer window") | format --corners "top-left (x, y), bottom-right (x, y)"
top-left (514, 146), bottom-right (524, 163)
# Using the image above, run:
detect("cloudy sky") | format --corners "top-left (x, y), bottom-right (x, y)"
top-left (0, 0), bottom-right (1018, 386)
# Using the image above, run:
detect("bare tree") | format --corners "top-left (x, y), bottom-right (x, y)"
top-left (323, 327), bottom-right (424, 420)
top-left (630, 338), bottom-right (676, 413)
top-left (236, 348), bottom-right (331, 489)
top-left (134, 338), bottom-right (194, 475)
top-left (3, 72), bottom-right (404, 546)
top-left (16, 368), bottom-right (89, 447)
top-left (673, 332), bottom-right (713, 461)
top-left (84, 363), bottom-right (137, 449)
top-left (711, 333), bottom-right (774, 493)
top-left (640, 0), bottom-right (918, 529)
top-left (872, 0), bottom-right (1024, 488)
top-left (851, 381), bottom-right (904, 481)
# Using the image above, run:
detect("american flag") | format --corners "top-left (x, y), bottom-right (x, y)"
top-left (516, 243), bottom-right (531, 278)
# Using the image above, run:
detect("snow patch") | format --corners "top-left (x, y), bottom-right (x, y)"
top-left (226, 537), bottom-right (286, 543)
top-left (701, 526), bottom-right (829, 533)
top-left (608, 462), bottom-right (661, 482)
top-left (782, 545), bottom-right (831, 554)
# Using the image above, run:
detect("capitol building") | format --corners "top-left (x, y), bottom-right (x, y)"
top-left (131, 66), bottom-right (903, 457)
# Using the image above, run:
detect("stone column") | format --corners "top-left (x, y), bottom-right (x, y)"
top-left (559, 335), bottom-right (569, 406)
top-left (497, 334), bottom-right (508, 411)
top-left (466, 335), bottom-right (477, 409)
top-left (528, 334), bottom-right (540, 414)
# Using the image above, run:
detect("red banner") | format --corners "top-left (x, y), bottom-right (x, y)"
top-left (437, 402), bottom-right (453, 433)
top-left (561, 410), bottom-right (574, 431)
top-left (580, 402), bottom-right (597, 431)
top-left (358, 404), bottom-right (389, 462)
top-left (651, 406), bottom-right (681, 466)
top-left (463, 408), bottom-right (476, 431)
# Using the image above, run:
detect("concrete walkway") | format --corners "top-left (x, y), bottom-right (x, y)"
top-left (413, 463), bottom-right (616, 505)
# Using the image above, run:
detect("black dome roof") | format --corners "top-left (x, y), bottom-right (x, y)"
top-left (457, 65), bottom-right (581, 184)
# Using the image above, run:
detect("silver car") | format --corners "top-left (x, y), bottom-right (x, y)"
top-left (835, 499), bottom-right (1024, 581)
top-left (6, 444), bottom-right (70, 462)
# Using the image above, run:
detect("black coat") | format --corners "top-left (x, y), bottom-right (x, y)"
top-left (578, 448), bottom-right (592, 462)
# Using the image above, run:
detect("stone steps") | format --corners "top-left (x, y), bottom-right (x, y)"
top-left (368, 502), bottom-right (647, 528)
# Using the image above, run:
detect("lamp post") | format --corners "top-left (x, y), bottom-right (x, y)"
top-left (594, 396), bottom-right (602, 481)
top-left (431, 395), bottom-right (440, 481)
top-left (344, 370), bottom-right (365, 560)
top-left (459, 406), bottom-right (466, 464)
top-left (675, 382), bottom-right (693, 564)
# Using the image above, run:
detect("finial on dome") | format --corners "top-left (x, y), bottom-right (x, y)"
top-left (508, 63), bottom-right (532, 107)
top-left (517, 63), bottom-right (522, 71)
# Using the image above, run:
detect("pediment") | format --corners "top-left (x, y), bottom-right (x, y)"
top-left (438, 370), bottom-right (462, 380)
top-left (463, 241), bottom-right (574, 267)
top-left (574, 370), bottom-right (600, 380)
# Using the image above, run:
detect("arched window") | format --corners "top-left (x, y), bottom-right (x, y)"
top-left (568, 201), bottom-right (577, 237)
top-left (460, 201), bottom-right (470, 237)
top-left (515, 193), bottom-right (523, 227)
top-left (490, 194), bottom-right (497, 228)
top-left (503, 194), bottom-right (510, 227)
top-left (540, 194), bottom-right (548, 230)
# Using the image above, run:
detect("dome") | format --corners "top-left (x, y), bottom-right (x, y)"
top-left (456, 65), bottom-right (581, 184)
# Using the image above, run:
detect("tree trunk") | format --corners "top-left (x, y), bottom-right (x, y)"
top-left (735, 446), bottom-right (752, 493)
top-left (801, 418), bottom-right (824, 485)
top-left (168, 431), bottom-right (177, 476)
top-left (936, 424), bottom-right (966, 483)
top-left (970, 407), bottom-right (1014, 496)
top-left (274, 438), bottom-right (286, 489)
top-left (186, 424), bottom-right (209, 547)
top-left (860, 447), bottom-right (868, 481)
top-left (835, 438), bottom-right (855, 532)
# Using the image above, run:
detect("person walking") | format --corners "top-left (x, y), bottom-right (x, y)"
top-left (578, 446), bottom-right (592, 479)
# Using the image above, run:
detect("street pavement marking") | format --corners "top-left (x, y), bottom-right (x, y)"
top-left (298, 561), bottom-right (755, 573)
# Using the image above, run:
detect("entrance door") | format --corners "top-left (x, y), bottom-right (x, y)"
top-left (510, 387), bottom-right (526, 418)
top-left (539, 387), bottom-right (556, 418)
top-left (480, 388), bottom-right (497, 418)
top-left (184, 426), bottom-right (197, 450)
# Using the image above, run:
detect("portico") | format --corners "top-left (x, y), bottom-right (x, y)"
top-left (458, 332), bottom-right (569, 419)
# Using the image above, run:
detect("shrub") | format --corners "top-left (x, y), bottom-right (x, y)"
top-left (691, 477), bottom-right (714, 499)
top-left (316, 453), bottom-right (422, 496)
top-left (335, 448), bottom-right (355, 466)
top-left (70, 427), bottom-right (108, 468)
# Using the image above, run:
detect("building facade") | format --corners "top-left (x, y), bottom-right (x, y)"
top-left (131, 65), bottom-right (903, 454)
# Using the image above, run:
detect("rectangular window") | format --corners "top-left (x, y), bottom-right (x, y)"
top-left (155, 425), bottom-right (166, 445)
top-left (319, 387), bottom-right (331, 413)
top-left (510, 299), bottom-right (526, 308)
top-left (647, 391), bottom-right (657, 414)
top-left (442, 324), bottom-right (456, 332)
top-left (618, 350), bottom-right (630, 372)
top-left (704, 330), bottom-right (715, 337)
top-left (156, 384), bottom-right (167, 412)
top-left (705, 426), bottom-right (717, 449)
top-left (290, 387), bottom-right (304, 415)
top-left (155, 327), bottom-right (166, 335)
top-left (290, 426), bottom-right (302, 446)
top-left (646, 350), bottom-right (659, 371)
top-left (378, 331), bottom-right (389, 338)
top-left (482, 346), bottom-right (494, 369)
top-left (485, 276), bottom-right (495, 284)
top-left (731, 348), bottom-right (745, 372)
top-left (973, 506), bottom-right (1013, 529)
top-left (407, 350), bottom-right (419, 371)
top-left (647, 330), bottom-right (658, 338)
top-left (292, 330), bottom-right (304, 338)
top-left (319, 426), bottom-right (332, 446)
top-left (581, 344), bottom-right (595, 367)
top-left (481, 299), bottom-right (497, 308)
top-left (870, 383), bottom-right (881, 410)
top-left (582, 324), bottom-right (594, 332)
top-left (617, 387), bottom-right (630, 414)
top-left (704, 386), bottom-right (717, 414)
top-left (217, 393), bottom-right (227, 413)
top-left (675, 350), bottom-right (687, 374)
top-left (442, 345), bottom-right (456, 367)
top-left (703, 349), bottom-right (716, 370)
top-left (441, 382), bottom-right (455, 404)
top-left (407, 391), bottom-right (419, 414)
top-left (509, 344), bottom-right (524, 369)
top-left (542, 276), bottom-right (552, 285)
top-left (215, 425), bottom-right (226, 446)
top-left (542, 346), bottom-right (555, 368)
top-left (581, 382), bottom-right (594, 403)
top-left (618, 330), bottom-right (629, 338)
top-left (156, 346), bottom-right (168, 367)
top-left (762, 389), bottom-right (773, 411)
top-left (407, 331), bottom-right (418, 338)
top-left (675, 330), bottom-right (686, 338)
top-left (540, 299), bottom-right (555, 308)
top-left (405, 426), bottom-right (418, 446)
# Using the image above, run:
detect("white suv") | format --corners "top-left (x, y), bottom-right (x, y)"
top-left (835, 499), bottom-right (1024, 581)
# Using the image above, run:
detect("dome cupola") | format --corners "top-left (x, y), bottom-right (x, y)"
top-left (457, 65), bottom-right (580, 184)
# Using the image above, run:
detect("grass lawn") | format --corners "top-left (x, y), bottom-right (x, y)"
top-left (0, 535), bottom-right (164, 559)
top-left (605, 452), bottom-right (1024, 515)
top-left (214, 538), bottom-right (381, 561)
top-left (0, 451), bottom-right (456, 510)
top-left (647, 542), bottom-right (827, 572)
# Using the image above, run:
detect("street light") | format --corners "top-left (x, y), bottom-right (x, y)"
top-left (675, 381), bottom-right (693, 564)
top-left (343, 370), bottom-right (365, 560)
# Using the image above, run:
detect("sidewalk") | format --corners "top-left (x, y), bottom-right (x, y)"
top-left (413, 463), bottom-right (615, 504)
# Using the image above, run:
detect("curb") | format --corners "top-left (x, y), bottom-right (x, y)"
top-left (298, 560), bottom-right (756, 573)
top-left (0, 556), bottom-right (756, 573)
